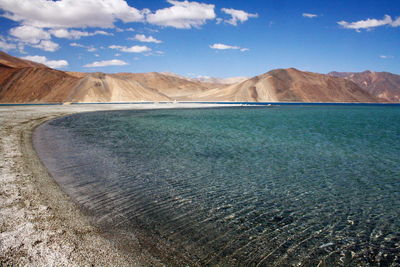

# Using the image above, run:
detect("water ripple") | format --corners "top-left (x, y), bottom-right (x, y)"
top-left (34, 107), bottom-right (400, 266)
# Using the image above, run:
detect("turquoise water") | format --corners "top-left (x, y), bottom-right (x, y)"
top-left (34, 107), bottom-right (400, 266)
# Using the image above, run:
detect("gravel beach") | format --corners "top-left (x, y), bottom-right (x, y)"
top-left (0, 103), bottom-right (229, 266)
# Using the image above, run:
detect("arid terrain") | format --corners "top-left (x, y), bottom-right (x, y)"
top-left (1, 51), bottom-right (399, 103)
top-left (329, 71), bottom-right (400, 102)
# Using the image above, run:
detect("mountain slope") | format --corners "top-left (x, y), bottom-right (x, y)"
top-left (192, 68), bottom-right (379, 102)
top-left (0, 65), bottom-right (80, 103)
top-left (64, 72), bottom-right (171, 102)
top-left (0, 52), bottom-right (172, 103)
top-left (329, 71), bottom-right (400, 102)
top-left (0, 51), bottom-right (46, 68)
top-left (115, 72), bottom-right (221, 100)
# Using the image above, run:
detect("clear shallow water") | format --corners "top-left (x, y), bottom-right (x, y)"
top-left (34, 107), bottom-right (400, 266)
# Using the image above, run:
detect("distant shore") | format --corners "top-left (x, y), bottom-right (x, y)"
top-left (0, 103), bottom-right (232, 266)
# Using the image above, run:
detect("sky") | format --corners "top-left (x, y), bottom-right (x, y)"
top-left (0, 0), bottom-right (399, 78)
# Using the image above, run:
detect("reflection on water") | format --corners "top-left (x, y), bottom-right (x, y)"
top-left (34, 107), bottom-right (400, 266)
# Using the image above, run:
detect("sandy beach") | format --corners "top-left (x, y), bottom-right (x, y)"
top-left (0, 103), bottom-right (230, 266)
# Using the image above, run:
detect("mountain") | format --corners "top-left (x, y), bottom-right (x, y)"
top-left (114, 72), bottom-right (222, 100)
top-left (328, 71), bottom-right (400, 102)
top-left (192, 68), bottom-right (379, 103)
top-left (63, 72), bottom-right (171, 103)
top-left (160, 72), bottom-right (247, 85)
top-left (0, 60), bottom-right (80, 103)
top-left (0, 51), bottom-right (386, 103)
top-left (0, 51), bottom-right (46, 68)
top-left (190, 76), bottom-right (248, 85)
top-left (0, 52), bottom-right (207, 103)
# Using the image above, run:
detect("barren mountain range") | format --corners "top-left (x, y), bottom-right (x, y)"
top-left (329, 71), bottom-right (400, 102)
top-left (0, 51), bottom-right (398, 103)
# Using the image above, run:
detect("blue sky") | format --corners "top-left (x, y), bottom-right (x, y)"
top-left (0, 0), bottom-right (399, 77)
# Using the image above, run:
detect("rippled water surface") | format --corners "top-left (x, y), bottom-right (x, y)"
top-left (34, 107), bottom-right (400, 266)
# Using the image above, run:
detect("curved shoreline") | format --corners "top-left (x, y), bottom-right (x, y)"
top-left (0, 103), bottom-right (231, 266)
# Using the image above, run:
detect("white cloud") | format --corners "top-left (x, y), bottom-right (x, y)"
top-left (143, 50), bottom-right (165, 57)
top-left (116, 27), bottom-right (135, 32)
top-left (70, 42), bottom-right (97, 52)
top-left (146, 0), bottom-right (215, 29)
top-left (70, 42), bottom-right (84, 47)
top-left (392, 17), bottom-right (400, 27)
top-left (302, 13), bottom-right (318, 18)
top-left (8, 25), bottom-right (60, 51)
top-left (49, 29), bottom-right (112, 39)
top-left (0, 36), bottom-right (16, 50)
top-left (109, 45), bottom-right (151, 53)
top-left (22, 55), bottom-right (68, 68)
top-left (0, 0), bottom-right (146, 28)
top-left (380, 55), bottom-right (394, 59)
top-left (9, 25), bottom-right (50, 44)
top-left (83, 59), bottom-right (128, 68)
top-left (221, 8), bottom-right (258, 26)
top-left (32, 40), bottom-right (59, 51)
top-left (210, 43), bottom-right (248, 51)
top-left (132, 34), bottom-right (162, 43)
top-left (95, 30), bottom-right (113, 36)
top-left (338, 15), bottom-right (400, 31)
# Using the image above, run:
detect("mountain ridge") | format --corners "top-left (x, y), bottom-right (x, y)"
top-left (328, 71), bottom-right (400, 102)
top-left (0, 51), bottom-right (396, 103)
top-left (191, 68), bottom-right (379, 103)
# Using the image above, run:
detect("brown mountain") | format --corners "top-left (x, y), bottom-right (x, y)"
top-left (63, 72), bottom-right (172, 102)
top-left (0, 51), bottom-right (47, 68)
top-left (0, 51), bottom-right (383, 103)
top-left (0, 66), bottom-right (79, 103)
top-left (114, 72), bottom-right (221, 100)
top-left (0, 52), bottom-right (199, 103)
top-left (192, 68), bottom-right (379, 102)
top-left (329, 71), bottom-right (400, 102)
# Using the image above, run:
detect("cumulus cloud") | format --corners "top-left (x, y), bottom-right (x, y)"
top-left (22, 55), bottom-right (68, 68)
top-left (83, 59), bottom-right (128, 68)
top-left (9, 25), bottom-right (60, 51)
top-left (338, 15), bottom-right (400, 31)
top-left (0, 36), bottom-right (16, 50)
top-left (210, 43), bottom-right (248, 51)
top-left (32, 40), bottom-right (59, 51)
top-left (220, 8), bottom-right (258, 26)
top-left (109, 45), bottom-right (151, 53)
top-left (302, 13), bottom-right (318, 18)
top-left (146, 0), bottom-right (216, 29)
top-left (380, 55), bottom-right (394, 59)
top-left (0, 0), bottom-right (146, 28)
top-left (49, 29), bottom-right (112, 39)
top-left (133, 34), bottom-right (162, 43)
top-left (9, 25), bottom-right (50, 44)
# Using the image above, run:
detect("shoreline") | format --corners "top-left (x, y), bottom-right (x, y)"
top-left (0, 103), bottom-right (232, 266)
